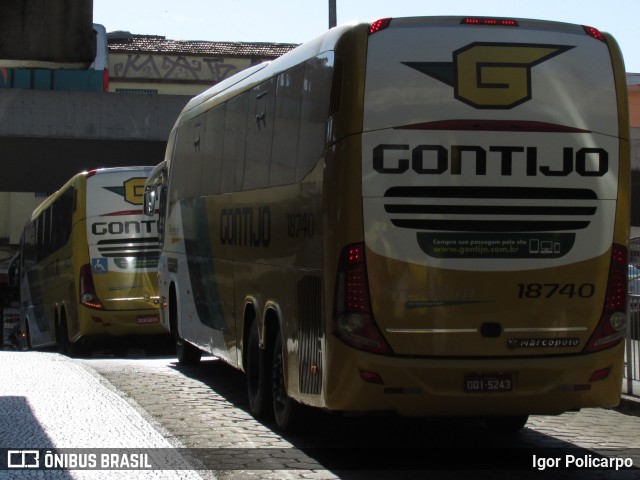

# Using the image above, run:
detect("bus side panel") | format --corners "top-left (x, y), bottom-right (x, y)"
top-left (19, 182), bottom-right (80, 348)
top-left (208, 175), bottom-right (324, 388)
top-left (606, 32), bottom-right (632, 247)
top-left (180, 197), bottom-right (235, 362)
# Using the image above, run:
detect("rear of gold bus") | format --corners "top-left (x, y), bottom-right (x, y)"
top-left (325, 17), bottom-right (629, 417)
top-left (76, 169), bottom-right (166, 343)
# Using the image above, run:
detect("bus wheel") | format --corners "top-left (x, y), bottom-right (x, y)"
top-left (58, 317), bottom-right (84, 358)
top-left (271, 330), bottom-right (305, 432)
top-left (175, 332), bottom-right (202, 365)
top-left (246, 319), bottom-right (272, 419)
top-left (485, 415), bottom-right (529, 434)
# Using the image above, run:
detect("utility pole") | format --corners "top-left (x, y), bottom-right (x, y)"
top-left (329, 0), bottom-right (337, 28)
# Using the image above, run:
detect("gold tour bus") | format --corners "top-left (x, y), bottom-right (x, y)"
top-left (19, 167), bottom-right (167, 356)
top-left (144, 16), bottom-right (630, 432)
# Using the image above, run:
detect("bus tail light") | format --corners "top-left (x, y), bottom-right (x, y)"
top-left (584, 244), bottom-right (627, 353)
top-left (589, 367), bottom-right (611, 382)
top-left (369, 18), bottom-right (392, 35)
top-left (461, 18), bottom-right (518, 27)
top-left (583, 26), bottom-right (606, 43)
top-left (334, 243), bottom-right (392, 355)
top-left (80, 264), bottom-right (104, 310)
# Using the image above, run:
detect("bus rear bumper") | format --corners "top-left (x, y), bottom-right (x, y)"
top-left (323, 340), bottom-right (624, 417)
top-left (77, 307), bottom-right (168, 338)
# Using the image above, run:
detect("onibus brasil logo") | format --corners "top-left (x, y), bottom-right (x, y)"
top-left (403, 42), bottom-right (574, 109)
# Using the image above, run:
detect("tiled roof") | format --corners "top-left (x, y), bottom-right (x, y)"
top-left (107, 32), bottom-right (299, 59)
top-left (628, 73), bottom-right (640, 86)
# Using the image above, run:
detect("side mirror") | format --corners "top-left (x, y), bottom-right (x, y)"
top-left (143, 160), bottom-right (166, 217)
top-left (143, 187), bottom-right (156, 217)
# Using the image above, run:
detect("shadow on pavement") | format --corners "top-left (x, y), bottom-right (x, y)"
top-left (169, 358), bottom-right (640, 479)
top-left (0, 396), bottom-right (75, 479)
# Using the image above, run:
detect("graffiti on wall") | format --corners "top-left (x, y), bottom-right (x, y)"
top-left (111, 54), bottom-right (252, 83)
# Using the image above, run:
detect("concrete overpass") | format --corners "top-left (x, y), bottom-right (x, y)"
top-left (0, 89), bottom-right (187, 192)
top-left (0, 0), bottom-right (190, 192)
top-left (0, 0), bottom-right (93, 64)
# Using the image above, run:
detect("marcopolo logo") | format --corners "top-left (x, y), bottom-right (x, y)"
top-left (403, 43), bottom-right (574, 109)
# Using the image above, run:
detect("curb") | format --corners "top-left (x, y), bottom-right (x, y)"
top-left (614, 394), bottom-right (640, 416)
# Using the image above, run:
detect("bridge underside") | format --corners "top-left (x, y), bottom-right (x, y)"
top-left (0, 136), bottom-right (166, 192)
top-left (0, 89), bottom-right (187, 193)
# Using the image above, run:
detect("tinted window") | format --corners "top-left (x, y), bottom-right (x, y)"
top-left (244, 78), bottom-right (276, 190)
top-left (297, 52), bottom-right (334, 181)
top-left (271, 65), bottom-right (304, 187)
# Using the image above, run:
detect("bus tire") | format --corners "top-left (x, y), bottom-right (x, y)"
top-left (485, 415), bottom-right (529, 434)
top-left (246, 318), bottom-right (272, 419)
top-left (170, 287), bottom-right (201, 365)
top-left (58, 314), bottom-right (83, 358)
top-left (271, 329), bottom-right (305, 432)
top-left (175, 332), bottom-right (202, 365)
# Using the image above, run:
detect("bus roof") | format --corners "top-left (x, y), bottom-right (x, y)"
top-left (179, 21), bottom-right (362, 120)
top-left (177, 15), bottom-right (605, 125)
top-left (29, 166), bottom-right (153, 221)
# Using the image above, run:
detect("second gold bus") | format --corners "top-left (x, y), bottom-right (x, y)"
top-left (19, 167), bottom-right (168, 356)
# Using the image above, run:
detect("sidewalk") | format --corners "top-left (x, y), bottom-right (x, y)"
top-left (0, 350), bottom-right (206, 479)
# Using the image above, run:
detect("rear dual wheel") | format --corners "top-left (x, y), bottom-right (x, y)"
top-left (57, 315), bottom-right (85, 358)
top-left (485, 415), bottom-right (529, 434)
top-left (246, 321), bottom-right (305, 432)
top-left (246, 319), bottom-right (272, 418)
top-left (271, 329), bottom-right (306, 432)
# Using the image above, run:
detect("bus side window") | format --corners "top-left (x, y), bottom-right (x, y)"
top-left (7, 253), bottom-right (19, 288)
top-left (23, 221), bottom-right (37, 269)
top-left (221, 92), bottom-right (249, 193)
top-left (169, 126), bottom-right (190, 202)
top-left (297, 53), bottom-right (334, 182)
top-left (201, 104), bottom-right (226, 196)
top-left (51, 188), bottom-right (74, 251)
top-left (271, 65), bottom-right (304, 187)
top-left (244, 78), bottom-right (276, 191)
top-left (36, 210), bottom-right (50, 261)
top-left (184, 116), bottom-right (206, 199)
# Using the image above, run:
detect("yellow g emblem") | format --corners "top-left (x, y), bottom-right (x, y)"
top-left (404, 43), bottom-right (573, 109)
top-left (123, 177), bottom-right (146, 205)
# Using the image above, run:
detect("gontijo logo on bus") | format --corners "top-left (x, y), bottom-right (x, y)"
top-left (92, 177), bottom-right (158, 236)
top-left (403, 43), bottom-right (574, 109)
top-left (103, 177), bottom-right (146, 205)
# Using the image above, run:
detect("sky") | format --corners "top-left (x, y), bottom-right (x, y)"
top-left (94, 0), bottom-right (640, 73)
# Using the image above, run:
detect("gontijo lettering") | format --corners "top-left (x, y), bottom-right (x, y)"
top-left (220, 206), bottom-right (271, 247)
top-left (91, 220), bottom-right (157, 235)
top-left (373, 144), bottom-right (609, 177)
